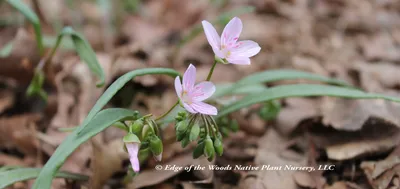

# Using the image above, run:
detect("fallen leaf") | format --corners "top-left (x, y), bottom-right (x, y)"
top-left (276, 98), bottom-right (319, 136)
top-left (0, 114), bottom-right (41, 155)
top-left (90, 137), bottom-right (127, 189)
top-left (293, 171), bottom-right (317, 188)
top-left (127, 153), bottom-right (197, 189)
top-left (253, 129), bottom-right (307, 189)
top-left (308, 117), bottom-right (400, 160)
top-left (321, 98), bottom-right (400, 131)
top-left (0, 90), bottom-right (14, 114)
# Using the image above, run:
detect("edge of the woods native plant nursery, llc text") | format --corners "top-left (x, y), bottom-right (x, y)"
top-left (157, 164), bottom-right (335, 173)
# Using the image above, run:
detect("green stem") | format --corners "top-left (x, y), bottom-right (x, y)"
top-left (155, 101), bottom-right (179, 121)
top-left (206, 61), bottom-right (217, 81)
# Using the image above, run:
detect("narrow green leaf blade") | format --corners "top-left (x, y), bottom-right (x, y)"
top-left (217, 84), bottom-right (400, 117)
top-left (0, 40), bottom-right (13, 57)
top-left (213, 83), bottom-right (267, 99)
top-left (58, 27), bottom-right (105, 87)
top-left (215, 69), bottom-right (352, 98)
top-left (32, 108), bottom-right (137, 189)
top-left (78, 68), bottom-right (180, 132)
top-left (6, 0), bottom-right (43, 55)
top-left (0, 168), bottom-right (88, 188)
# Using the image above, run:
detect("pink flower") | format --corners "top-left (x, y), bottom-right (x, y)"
top-left (125, 142), bottom-right (140, 172)
top-left (175, 64), bottom-right (217, 115)
top-left (202, 17), bottom-right (261, 65)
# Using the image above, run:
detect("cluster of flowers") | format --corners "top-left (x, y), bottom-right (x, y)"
top-left (124, 17), bottom-right (260, 173)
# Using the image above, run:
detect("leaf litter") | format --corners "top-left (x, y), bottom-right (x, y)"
top-left (2, 0), bottom-right (400, 188)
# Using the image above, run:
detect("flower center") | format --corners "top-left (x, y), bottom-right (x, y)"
top-left (181, 90), bottom-right (193, 104)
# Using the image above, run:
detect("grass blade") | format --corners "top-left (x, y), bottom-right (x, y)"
top-left (32, 108), bottom-right (137, 189)
top-left (214, 69), bottom-right (353, 98)
top-left (217, 84), bottom-right (400, 117)
top-left (49, 27), bottom-right (106, 87)
top-left (76, 68), bottom-right (180, 133)
top-left (0, 168), bottom-right (88, 188)
top-left (6, 0), bottom-right (44, 55)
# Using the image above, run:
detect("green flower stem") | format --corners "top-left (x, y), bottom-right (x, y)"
top-left (155, 101), bottom-right (179, 121)
top-left (206, 61), bottom-right (218, 81)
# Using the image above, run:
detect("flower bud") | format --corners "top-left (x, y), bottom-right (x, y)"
top-left (178, 111), bottom-right (187, 117)
top-left (130, 119), bottom-right (144, 135)
top-left (193, 142), bottom-right (205, 159)
top-left (175, 120), bottom-right (189, 141)
top-left (213, 138), bottom-right (223, 156)
top-left (123, 133), bottom-right (141, 144)
top-left (149, 135), bottom-right (163, 161)
top-left (138, 147), bottom-right (151, 162)
top-left (189, 124), bottom-right (200, 142)
top-left (216, 132), bottom-right (223, 141)
top-left (176, 130), bottom-right (186, 142)
top-left (176, 120), bottom-right (189, 133)
top-left (141, 124), bottom-right (154, 139)
top-left (203, 136), bottom-right (214, 160)
top-left (175, 111), bottom-right (188, 122)
top-left (181, 137), bottom-right (190, 148)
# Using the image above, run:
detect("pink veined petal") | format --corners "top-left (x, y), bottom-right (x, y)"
top-left (190, 81), bottom-right (216, 101)
top-left (191, 101), bottom-right (218, 115)
top-left (221, 17), bottom-right (242, 48)
top-left (183, 102), bottom-right (197, 114)
top-left (226, 56), bottom-right (251, 65)
top-left (183, 64), bottom-right (196, 91)
top-left (174, 76), bottom-right (182, 99)
top-left (126, 143), bottom-right (140, 172)
top-left (230, 40), bottom-right (261, 57)
top-left (202, 20), bottom-right (221, 50)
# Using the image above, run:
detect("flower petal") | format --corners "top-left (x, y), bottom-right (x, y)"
top-left (190, 81), bottom-right (216, 101)
top-left (126, 143), bottom-right (140, 172)
top-left (202, 20), bottom-right (221, 50)
top-left (226, 56), bottom-right (251, 65)
top-left (230, 40), bottom-right (261, 57)
top-left (174, 76), bottom-right (182, 98)
top-left (183, 102), bottom-right (197, 114)
top-left (183, 64), bottom-right (196, 90)
top-left (212, 47), bottom-right (225, 59)
top-left (191, 101), bottom-right (218, 115)
top-left (154, 154), bottom-right (162, 162)
top-left (221, 17), bottom-right (242, 48)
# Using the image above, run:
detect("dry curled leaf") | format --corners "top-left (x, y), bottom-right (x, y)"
top-left (308, 117), bottom-right (400, 160)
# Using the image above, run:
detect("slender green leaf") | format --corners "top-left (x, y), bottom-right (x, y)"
top-left (217, 84), bottom-right (400, 118)
top-left (76, 68), bottom-right (180, 134)
top-left (43, 35), bottom-right (74, 50)
top-left (0, 40), bottom-right (13, 57)
top-left (49, 27), bottom-right (105, 87)
top-left (0, 165), bottom-right (22, 172)
top-left (47, 68), bottom-right (180, 133)
top-left (6, 0), bottom-right (44, 55)
top-left (0, 168), bottom-right (88, 188)
top-left (214, 69), bottom-right (352, 98)
top-left (32, 108), bottom-right (137, 189)
top-left (216, 6), bottom-right (255, 25)
top-left (213, 83), bottom-right (267, 99)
